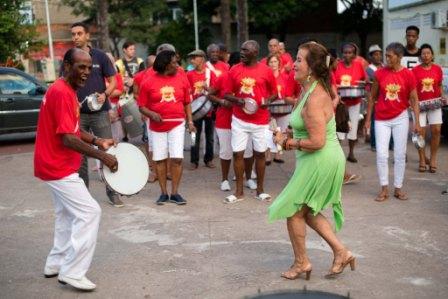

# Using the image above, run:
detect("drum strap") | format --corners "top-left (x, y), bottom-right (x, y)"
top-left (206, 61), bottom-right (219, 77)
top-left (205, 67), bottom-right (211, 93)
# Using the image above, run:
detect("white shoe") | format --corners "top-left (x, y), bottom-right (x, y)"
top-left (251, 170), bottom-right (257, 179)
top-left (44, 266), bottom-right (59, 278)
top-left (245, 179), bottom-right (257, 190)
top-left (232, 175), bottom-right (236, 181)
top-left (220, 180), bottom-right (231, 191)
top-left (58, 275), bottom-right (96, 291)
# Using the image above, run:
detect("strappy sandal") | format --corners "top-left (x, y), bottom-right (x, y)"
top-left (429, 166), bottom-right (437, 173)
top-left (375, 193), bottom-right (389, 202)
top-left (418, 164), bottom-right (427, 172)
top-left (394, 192), bottom-right (408, 200)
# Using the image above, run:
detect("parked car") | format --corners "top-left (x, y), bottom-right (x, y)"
top-left (0, 67), bottom-right (47, 134)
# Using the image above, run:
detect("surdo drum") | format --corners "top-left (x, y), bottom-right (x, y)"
top-left (119, 95), bottom-right (144, 138)
top-left (191, 95), bottom-right (213, 121)
top-left (100, 143), bottom-right (149, 196)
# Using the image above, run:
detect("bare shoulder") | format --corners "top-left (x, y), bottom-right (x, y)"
top-left (302, 85), bottom-right (333, 121)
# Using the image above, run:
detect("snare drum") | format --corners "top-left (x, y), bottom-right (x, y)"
top-left (100, 143), bottom-right (149, 196)
top-left (242, 98), bottom-right (258, 115)
top-left (268, 100), bottom-right (293, 115)
top-left (119, 95), bottom-right (144, 138)
top-left (338, 86), bottom-right (365, 98)
top-left (191, 95), bottom-right (213, 120)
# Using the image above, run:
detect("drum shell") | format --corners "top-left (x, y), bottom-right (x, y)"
top-left (121, 100), bottom-right (144, 138)
top-left (191, 96), bottom-right (213, 120)
top-left (338, 86), bottom-right (365, 98)
top-left (269, 100), bottom-right (293, 115)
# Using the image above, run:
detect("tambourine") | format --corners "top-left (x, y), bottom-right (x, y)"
top-left (411, 133), bottom-right (425, 149)
top-left (82, 94), bottom-right (103, 111)
top-left (242, 98), bottom-right (258, 115)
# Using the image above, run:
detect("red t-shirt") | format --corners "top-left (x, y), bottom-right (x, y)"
top-left (224, 62), bottom-right (278, 125)
top-left (34, 79), bottom-right (82, 181)
top-left (214, 72), bottom-right (232, 129)
top-left (374, 67), bottom-right (416, 120)
top-left (187, 69), bottom-right (218, 117)
top-left (133, 69), bottom-right (148, 88)
top-left (207, 61), bottom-right (230, 78)
top-left (139, 72), bottom-right (191, 132)
top-left (412, 64), bottom-right (443, 101)
top-left (108, 73), bottom-right (124, 105)
top-left (260, 53), bottom-right (294, 73)
top-left (333, 60), bottom-right (367, 106)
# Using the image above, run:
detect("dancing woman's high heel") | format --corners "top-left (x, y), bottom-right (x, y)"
top-left (325, 251), bottom-right (356, 278)
top-left (281, 265), bottom-right (312, 280)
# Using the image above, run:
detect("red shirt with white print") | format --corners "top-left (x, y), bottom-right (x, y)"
top-left (412, 63), bottom-right (443, 101)
top-left (374, 67), bottom-right (416, 120)
top-left (139, 72), bottom-right (191, 132)
top-left (187, 68), bottom-right (218, 117)
top-left (207, 61), bottom-right (230, 78)
top-left (224, 62), bottom-right (278, 125)
top-left (34, 78), bottom-right (82, 181)
top-left (333, 60), bottom-right (367, 106)
top-left (214, 72), bottom-right (232, 129)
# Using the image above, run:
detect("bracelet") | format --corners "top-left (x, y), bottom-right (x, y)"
top-left (91, 137), bottom-right (97, 145)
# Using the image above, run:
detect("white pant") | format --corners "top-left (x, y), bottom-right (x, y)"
top-left (375, 110), bottom-right (409, 188)
top-left (265, 127), bottom-right (277, 152)
top-left (151, 122), bottom-right (185, 161)
top-left (146, 120), bottom-right (153, 151)
top-left (45, 173), bottom-right (101, 279)
top-left (231, 116), bottom-right (268, 153)
top-left (419, 108), bottom-right (443, 127)
top-left (337, 103), bottom-right (361, 140)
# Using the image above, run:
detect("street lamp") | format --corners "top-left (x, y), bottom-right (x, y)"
top-left (193, 0), bottom-right (199, 50)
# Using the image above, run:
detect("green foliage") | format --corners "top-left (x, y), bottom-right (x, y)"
top-left (0, 0), bottom-right (42, 63)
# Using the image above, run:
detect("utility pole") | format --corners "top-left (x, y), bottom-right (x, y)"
top-left (193, 0), bottom-right (199, 50)
top-left (44, 0), bottom-right (55, 81)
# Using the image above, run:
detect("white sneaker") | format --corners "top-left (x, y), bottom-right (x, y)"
top-left (58, 275), bottom-right (96, 291)
top-left (44, 266), bottom-right (59, 278)
top-left (220, 180), bottom-right (231, 191)
top-left (245, 179), bottom-right (257, 190)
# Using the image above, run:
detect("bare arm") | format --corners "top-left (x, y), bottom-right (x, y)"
top-left (63, 131), bottom-right (117, 171)
top-left (409, 89), bottom-right (422, 133)
top-left (184, 103), bottom-right (196, 133)
top-left (364, 78), bottom-right (379, 131)
top-left (139, 106), bottom-right (162, 122)
top-left (207, 87), bottom-right (232, 108)
top-left (285, 93), bottom-right (328, 152)
top-left (104, 75), bottom-right (116, 97)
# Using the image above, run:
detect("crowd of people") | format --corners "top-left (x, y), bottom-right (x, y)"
top-left (32, 21), bottom-right (446, 290)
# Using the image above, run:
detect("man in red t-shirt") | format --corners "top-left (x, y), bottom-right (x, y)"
top-left (34, 48), bottom-right (117, 291)
top-left (223, 40), bottom-right (278, 203)
top-left (187, 49), bottom-right (218, 169)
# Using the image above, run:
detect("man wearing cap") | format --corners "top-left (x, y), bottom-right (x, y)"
top-left (187, 49), bottom-right (218, 169)
top-left (366, 44), bottom-right (385, 151)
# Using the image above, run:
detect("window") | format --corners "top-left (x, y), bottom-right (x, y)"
top-left (0, 73), bottom-right (37, 95)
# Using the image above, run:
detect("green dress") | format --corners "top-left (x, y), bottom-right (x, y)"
top-left (268, 81), bottom-right (346, 231)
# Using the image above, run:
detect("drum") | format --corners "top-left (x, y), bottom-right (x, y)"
top-left (338, 86), bottom-right (365, 98)
top-left (119, 95), bottom-right (144, 138)
top-left (85, 94), bottom-right (103, 111)
top-left (419, 97), bottom-right (442, 112)
top-left (100, 143), bottom-right (149, 196)
top-left (268, 100), bottom-right (293, 115)
top-left (191, 95), bottom-right (213, 121)
top-left (243, 98), bottom-right (258, 115)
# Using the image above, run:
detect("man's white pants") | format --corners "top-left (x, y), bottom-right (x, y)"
top-left (45, 173), bottom-right (101, 279)
top-left (375, 110), bottom-right (409, 188)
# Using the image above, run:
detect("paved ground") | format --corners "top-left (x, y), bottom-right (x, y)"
top-left (0, 135), bottom-right (447, 299)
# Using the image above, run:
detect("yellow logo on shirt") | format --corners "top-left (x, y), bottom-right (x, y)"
top-left (340, 75), bottom-right (352, 87)
top-left (193, 81), bottom-right (205, 95)
top-left (421, 77), bottom-right (434, 93)
top-left (160, 86), bottom-right (176, 102)
top-left (240, 77), bottom-right (256, 96)
top-left (385, 83), bottom-right (401, 101)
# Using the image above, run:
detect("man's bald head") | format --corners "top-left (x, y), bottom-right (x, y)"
top-left (63, 48), bottom-right (92, 89)
top-left (268, 38), bottom-right (280, 55)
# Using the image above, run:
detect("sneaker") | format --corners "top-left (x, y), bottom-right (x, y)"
top-left (44, 266), bottom-right (59, 278)
top-left (245, 179), bottom-right (257, 190)
top-left (169, 194), bottom-right (187, 205)
top-left (220, 180), bottom-right (231, 191)
top-left (156, 194), bottom-right (169, 205)
top-left (107, 193), bottom-right (124, 208)
top-left (58, 275), bottom-right (96, 291)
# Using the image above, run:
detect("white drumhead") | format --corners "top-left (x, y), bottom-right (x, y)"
top-left (243, 98), bottom-right (258, 114)
top-left (101, 143), bottom-right (149, 195)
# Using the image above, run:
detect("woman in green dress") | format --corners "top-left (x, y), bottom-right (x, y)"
top-left (269, 42), bottom-right (355, 280)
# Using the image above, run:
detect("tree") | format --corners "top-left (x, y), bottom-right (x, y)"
top-left (96, 0), bottom-right (110, 52)
top-left (220, 0), bottom-right (231, 50)
top-left (337, 0), bottom-right (382, 56)
top-left (236, 0), bottom-right (248, 45)
top-left (0, 0), bottom-right (41, 65)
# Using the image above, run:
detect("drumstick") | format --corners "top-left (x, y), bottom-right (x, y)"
top-left (162, 118), bottom-right (186, 122)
